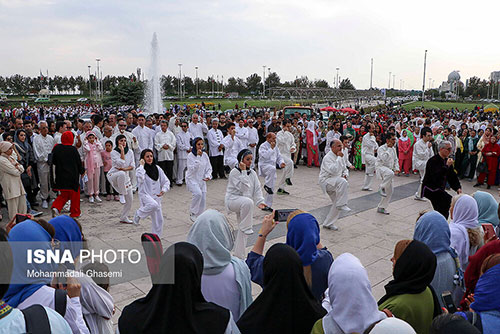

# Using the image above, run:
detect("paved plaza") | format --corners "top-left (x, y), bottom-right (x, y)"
top-left (1, 165), bottom-right (492, 326)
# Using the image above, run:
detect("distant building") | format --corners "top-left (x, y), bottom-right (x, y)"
top-left (491, 71), bottom-right (500, 82)
top-left (438, 71), bottom-right (461, 99)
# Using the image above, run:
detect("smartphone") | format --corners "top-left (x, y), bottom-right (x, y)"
top-left (441, 291), bottom-right (457, 313)
top-left (15, 214), bottom-right (30, 224)
top-left (274, 209), bottom-right (298, 222)
top-left (482, 223), bottom-right (497, 240)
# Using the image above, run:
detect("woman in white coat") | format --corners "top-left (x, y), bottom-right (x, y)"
top-left (107, 135), bottom-right (135, 224)
top-left (225, 149), bottom-right (268, 258)
top-left (133, 149), bottom-right (170, 237)
top-left (186, 137), bottom-right (212, 222)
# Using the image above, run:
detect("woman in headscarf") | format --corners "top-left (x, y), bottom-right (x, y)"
top-left (311, 253), bottom-right (387, 334)
top-left (237, 244), bottom-right (326, 334)
top-left (187, 209), bottom-right (252, 321)
top-left (83, 131), bottom-right (104, 203)
top-left (306, 121), bottom-right (320, 167)
top-left (246, 210), bottom-right (333, 301)
top-left (475, 136), bottom-right (500, 189)
top-left (133, 149), bottom-right (170, 236)
top-left (13, 129), bottom-right (37, 207)
top-left (352, 133), bottom-right (363, 170)
top-left (106, 134), bottom-right (135, 224)
top-left (378, 240), bottom-right (441, 334)
top-left (186, 137), bottom-right (212, 222)
top-left (118, 242), bottom-right (239, 334)
top-left (472, 190), bottom-right (499, 229)
top-left (367, 318), bottom-right (416, 334)
top-left (225, 149), bottom-right (268, 258)
top-left (398, 129), bottom-right (412, 176)
top-left (449, 195), bottom-right (483, 270)
top-left (414, 211), bottom-right (462, 306)
top-left (0, 141), bottom-right (27, 219)
top-left (4, 220), bottom-right (89, 334)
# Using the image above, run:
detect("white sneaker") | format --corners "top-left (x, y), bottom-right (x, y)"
top-left (361, 187), bottom-right (373, 191)
top-left (51, 208), bottom-right (59, 218)
top-left (94, 195), bottom-right (102, 203)
top-left (120, 217), bottom-right (133, 224)
top-left (63, 202), bottom-right (70, 212)
top-left (89, 196), bottom-right (95, 203)
top-left (119, 195), bottom-right (126, 204)
top-left (133, 212), bottom-right (140, 226)
top-left (42, 200), bottom-right (48, 209)
top-left (414, 195), bottom-right (425, 201)
top-left (377, 208), bottom-right (390, 215)
top-left (338, 205), bottom-right (352, 212)
top-left (323, 224), bottom-right (339, 231)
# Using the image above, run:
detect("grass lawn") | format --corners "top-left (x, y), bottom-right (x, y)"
top-left (402, 101), bottom-right (495, 111)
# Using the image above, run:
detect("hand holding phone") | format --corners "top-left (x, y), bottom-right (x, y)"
top-left (441, 291), bottom-right (457, 314)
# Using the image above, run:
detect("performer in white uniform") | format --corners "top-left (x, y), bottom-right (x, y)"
top-left (222, 123), bottom-right (244, 169)
top-left (340, 135), bottom-right (354, 177)
top-left (175, 121), bottom-right (193, 186)
top-left (361, 123), bottom-right (379, 191)
top-left (375, 132), bottom-right (399, 215)
top-left (186, 137), bottom-right (212, 222)
top-left (111, 120), bottom-right (140, 189)
top-left (319, 139), bottom-right (351, 231)
top-left (258, 133), bottom-right (285, 208)
top-left (206, 118), bottom-right (225, 179)
top-left (32, 121), bottom-right (55, 209)
top-left (107, 135), bottom-right (135, 224)
top-left (412, 127), bottom-right (433, 200)
top-left (246, 119), bottom-right (259, 169)
top-left (276, 119), bottom-right (296, 195)
top-left (133, 149), bottom-right (170, 236)
top-left (235, 119), bottom-right (249, 148)
top-left (154, 120), bottom-right (176, 184)
top-left (188, 113), bottom-right (208, 139)
top-left (132, 115), bottom-right (155, 167)
top-left (225, 149), bottom-right (269, 258)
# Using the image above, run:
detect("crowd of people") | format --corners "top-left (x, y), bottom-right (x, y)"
top-left (0, 103), bottom-right (500, 333)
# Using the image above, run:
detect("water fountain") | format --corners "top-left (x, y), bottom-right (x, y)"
top-left (143, 32), bottom-right (163, 114)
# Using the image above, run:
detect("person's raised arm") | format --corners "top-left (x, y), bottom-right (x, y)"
top-left (251, 213), bottom-right (276, 255)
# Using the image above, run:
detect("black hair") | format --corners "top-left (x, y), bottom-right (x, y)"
top-left (339, 135), bottom-right (348, 142)
top-left (56, 120), bottom-right (66, 132)
top-left (137, 114), bottom-right (146, 119)
top-left (386, 131), bottom-right (396, 142)
top-left (421, 126), bottom-right (432, 138)
top-left (226, 122), bottom-right (235, 129)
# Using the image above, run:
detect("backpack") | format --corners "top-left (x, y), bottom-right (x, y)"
top-left (21, 289), bottom-right (67, 334)
top-left (141, 233), bottom-right (163, 282)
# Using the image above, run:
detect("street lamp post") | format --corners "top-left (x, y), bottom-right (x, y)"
top-left (388, 72), bottom-right (391, 89)
top-left (195, 66), bottom-right (199, 96)
top-left (87, 66), bottom-right (91, 99)
top-left (96, 59), bottom-right (101, 101)
top-left (370, 58), bottom-right (373, 89)
top-left (178, 64), bottom-right (182, 100)
top-left (422, 50), bottom-right (428, 102)
top-left (262, 65), bottom-right (266, 97)
top-left (393, 74), bottom-right (395, 90)
top-left (336, 68), bottom-right (340, 88)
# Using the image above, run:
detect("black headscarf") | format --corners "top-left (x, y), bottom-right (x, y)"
top-left (191, 137), bottom-right (203, 156)
top-left (140, 149), bottom-right (159, 181)
top-left (237, 243), bottom-right (326, 334)
top-left (118, 242), bottom-right (229, 334)
top-left (378, 240), bottom-right (441, 318)
top-left (114, 134), bottom-right (129, 154)
top-left (236, 149), bottom-right (252, 175)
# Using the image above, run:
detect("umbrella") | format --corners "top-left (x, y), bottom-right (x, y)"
top-left (340, 107), bottom-right (359, 114)
top-left (320, 106), bottom-right (338, 112)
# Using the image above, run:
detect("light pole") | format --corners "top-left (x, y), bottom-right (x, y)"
top-left (87, 65), bottom-right (91, 99)
top-left (178, 64), bottom-right (182, 99)
top-left (262, 65), bottom-right (266, 97)
top-left (96, 59), bottom-right (101, 101)
top-left (221, 75), bottom-right (224, 95)
top-left (422, 50), bottom-right (428, 102)
top-left (195, 66), bottom-right (199, 96)
top-left (336, 68), bottom-right (340, 88)
top-left (370, 58), bottom-right (373, 89)
top-left (388, 72), bottom-right (391, 89)
top-left (392, 74), bottom-right (395, 90)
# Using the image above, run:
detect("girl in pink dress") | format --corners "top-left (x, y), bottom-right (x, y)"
top-left (84, 131), bottom-right (104, 203)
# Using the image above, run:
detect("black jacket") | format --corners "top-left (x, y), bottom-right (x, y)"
top-left (422, 154), bottom-right (461, 192)
top-left (51, 144), bottom-right (84, 191)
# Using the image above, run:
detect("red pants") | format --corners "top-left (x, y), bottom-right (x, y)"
top-left (52, 188), bottom-right (81, 217)
top-left (307, 145), bottom-right (319, 167)
top-left (399, 158), bottom-right (411, 174)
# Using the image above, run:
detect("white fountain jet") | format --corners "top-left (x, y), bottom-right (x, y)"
top-left (144, 32), bottom-right (163, 115)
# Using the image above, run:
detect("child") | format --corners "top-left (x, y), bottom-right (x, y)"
top-left (101, 140), bottom-right (118, 201)
top-left (83, 131), bottom-right (103, 203)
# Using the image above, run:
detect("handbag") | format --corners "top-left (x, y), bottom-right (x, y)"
top-left (477, 159), bottom-right (488, 174)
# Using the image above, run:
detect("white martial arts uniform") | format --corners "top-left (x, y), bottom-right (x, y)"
top-left (207, 128), bottom-right (224, 157)
top-left (135, 164), bottom-right (170, 236)
top-left (222, 135), bottom-right (244, 169)
top-left (258, 141), bottom-right (285, 207)
top-left (247, 126), bottom-right (259, 168)
top-left (225, 168), bottom-right (265, 258)
top-left (175, 130), bottom-right (193, 185)
top-left (188, 121), bottom-right (208, 139)
top-left (324, 130), bottom-right (336, 154)
top-left (361, 132), bottom-right (379, 190)
top-left (110, 130), bottom-right (140, 188)
top-left (319, 151), bottom-right (349, 228)
top-left (235, 124), bottom-right (249, 148)
top-left (375, 144), bottom-right (399, 211)
top-left (33, 133), bottom-right (55, 201)
top-left (107, 149), bottom-right (135, 221)
top-left (412, 138), bottom-right (433, 198)
top-left (92, 125), bottom-right (103, 141)
top-left (342, 146), bottom-right (353, 177)
top-left (132, 125), bottom-right (155, 167)
top-left (186, 152), bottom-right (212, 218)
top-left (276, 129), bottom-right (296, 190)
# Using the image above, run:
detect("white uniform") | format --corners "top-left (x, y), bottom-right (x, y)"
top-left (258, 141), bottom-right (285, 207)
top-left (175, 130), bottom-right (193, 185)
top-left (375, 144), bottom-right (399, 211)
top-left (276, 129), bottom-right (296, 190)
top-left (247, 126), bottom-right (259, 168)
top-left (207, 128), bottom-right (224, 157)
top-left (222, 135), bottom-right (244, 169)
top-left (342, 147), bottom-right (353, 177)
top-left (235, 125), bottom-right (249, 148)
top-left (319, 151), bottom-right (349, 228)
top-left (154, 129), bottom-right (176, 162)
top-left (33, 133), bottom-right (55, 201)
top-left (361, 133), bottom-right (379, 190)
top-left (412, 139), bottom-right (433, 198)
top-left (188, 122), bottom-right (208, 139)
top-left (324, 130), bottom-right (336, 154)
top-left (225, 168), bottom-right (265, 258)
top-left (186, 152), bottom-right (212, 218)
top-left (107, 149), bottom-right (135, 221)
top-left (110, 130), bottom-right (140, 188)
top-left (135, 164), bottom-right (170, 236)
top-left (132, 125), bottom-right (155, 167)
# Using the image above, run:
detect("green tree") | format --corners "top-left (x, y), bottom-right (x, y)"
top-left (246, 73), bottom-right (262, 94)
top-left (265, 72), bottom-right (281, 89)
top-left (107, 80), bottom-right (144, 105)
top-left (314, 79), bottom-right (330, 88)
top-left (339, 78), bottom-right (355, 90)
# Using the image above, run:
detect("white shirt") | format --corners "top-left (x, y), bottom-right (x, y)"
top-left (235, 125), bottom-right (249, 147)
top-left (247, 127), bottom-right (259, 146)
top-left (0, 307), bottom-right (72, 334)
top-left (188, 122), bottom-right (208, 139)
top-left (222, 135), bottom-right (244, 167)
top-left (319, 151), bottom-right (347, 193)
top-left (207, 128), bottom-right (224, 157)
top-left (225, 168), bottom-right (265, 208)
top-left (276, 130), bottom-right (296, 159)
top-left (376, 144), bottom-right (399, 171)
top-left (413, 139), bottom-right (433, 171)
top-left (201, 264), bottom-right (241, 321)
top-left (110, 130), bottom-right (140, 153)
top-left (108, 149), bottom-right (135, 175)
top-left (91, 126), bottom-right (103, 140)
top-left (342, 147), bottom-right (352, 169)
top-left (136, 164), bottom-right (170, 198)
top-left (132, 125), bottom-right (155, 151)
top-left (154, 129), bottom-right (177, 161)
top-left (176, 130), bottom-right (193, 160)
top-left (186, 152), bottom-right (212, 192)
top-left (258, 141), bottom-right (284, 175)
top-left (361, 133), bottom-right (378, 164)
top-left (324, 130), bottom-right (336, 153)
top-left (33, 133), bottom-right (55, 162)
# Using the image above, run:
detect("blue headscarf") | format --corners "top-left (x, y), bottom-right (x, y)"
top-left (286, 213), bottom-right (320, 266)
top-left (3, 220), bottom-right (54, 307)
top-left (191, 137), bottom-right (203, 156)
top-left (470, 263), bottom-right (500, 312)
top-left (49, 215), bottom-right (83, 264)
top-left (414, 211), bottom-right (457, 258)
top-left (473, 191), bottom-right (500, 227)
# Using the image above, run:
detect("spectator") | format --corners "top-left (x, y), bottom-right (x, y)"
top-left (0, 141), bottom-right (27, 219)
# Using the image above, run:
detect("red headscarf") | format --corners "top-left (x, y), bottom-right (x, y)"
top-left (61, 131), bottom-right (74, 146)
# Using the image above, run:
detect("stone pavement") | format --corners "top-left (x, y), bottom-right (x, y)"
top-left (1, 164), bottom-right (495, 327)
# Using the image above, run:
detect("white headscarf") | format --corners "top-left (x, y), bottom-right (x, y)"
top-left (450, 195), bottom-right (480, 269)
top-left (306, 121), bottom-right (318, 146)
top-left (322, 253), bottom-right (386, 334)
top-left (369, 318), bottom-right (416, 334)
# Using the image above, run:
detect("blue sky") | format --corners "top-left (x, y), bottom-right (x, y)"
top-left (1, 0), bottom-right (498, 90)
